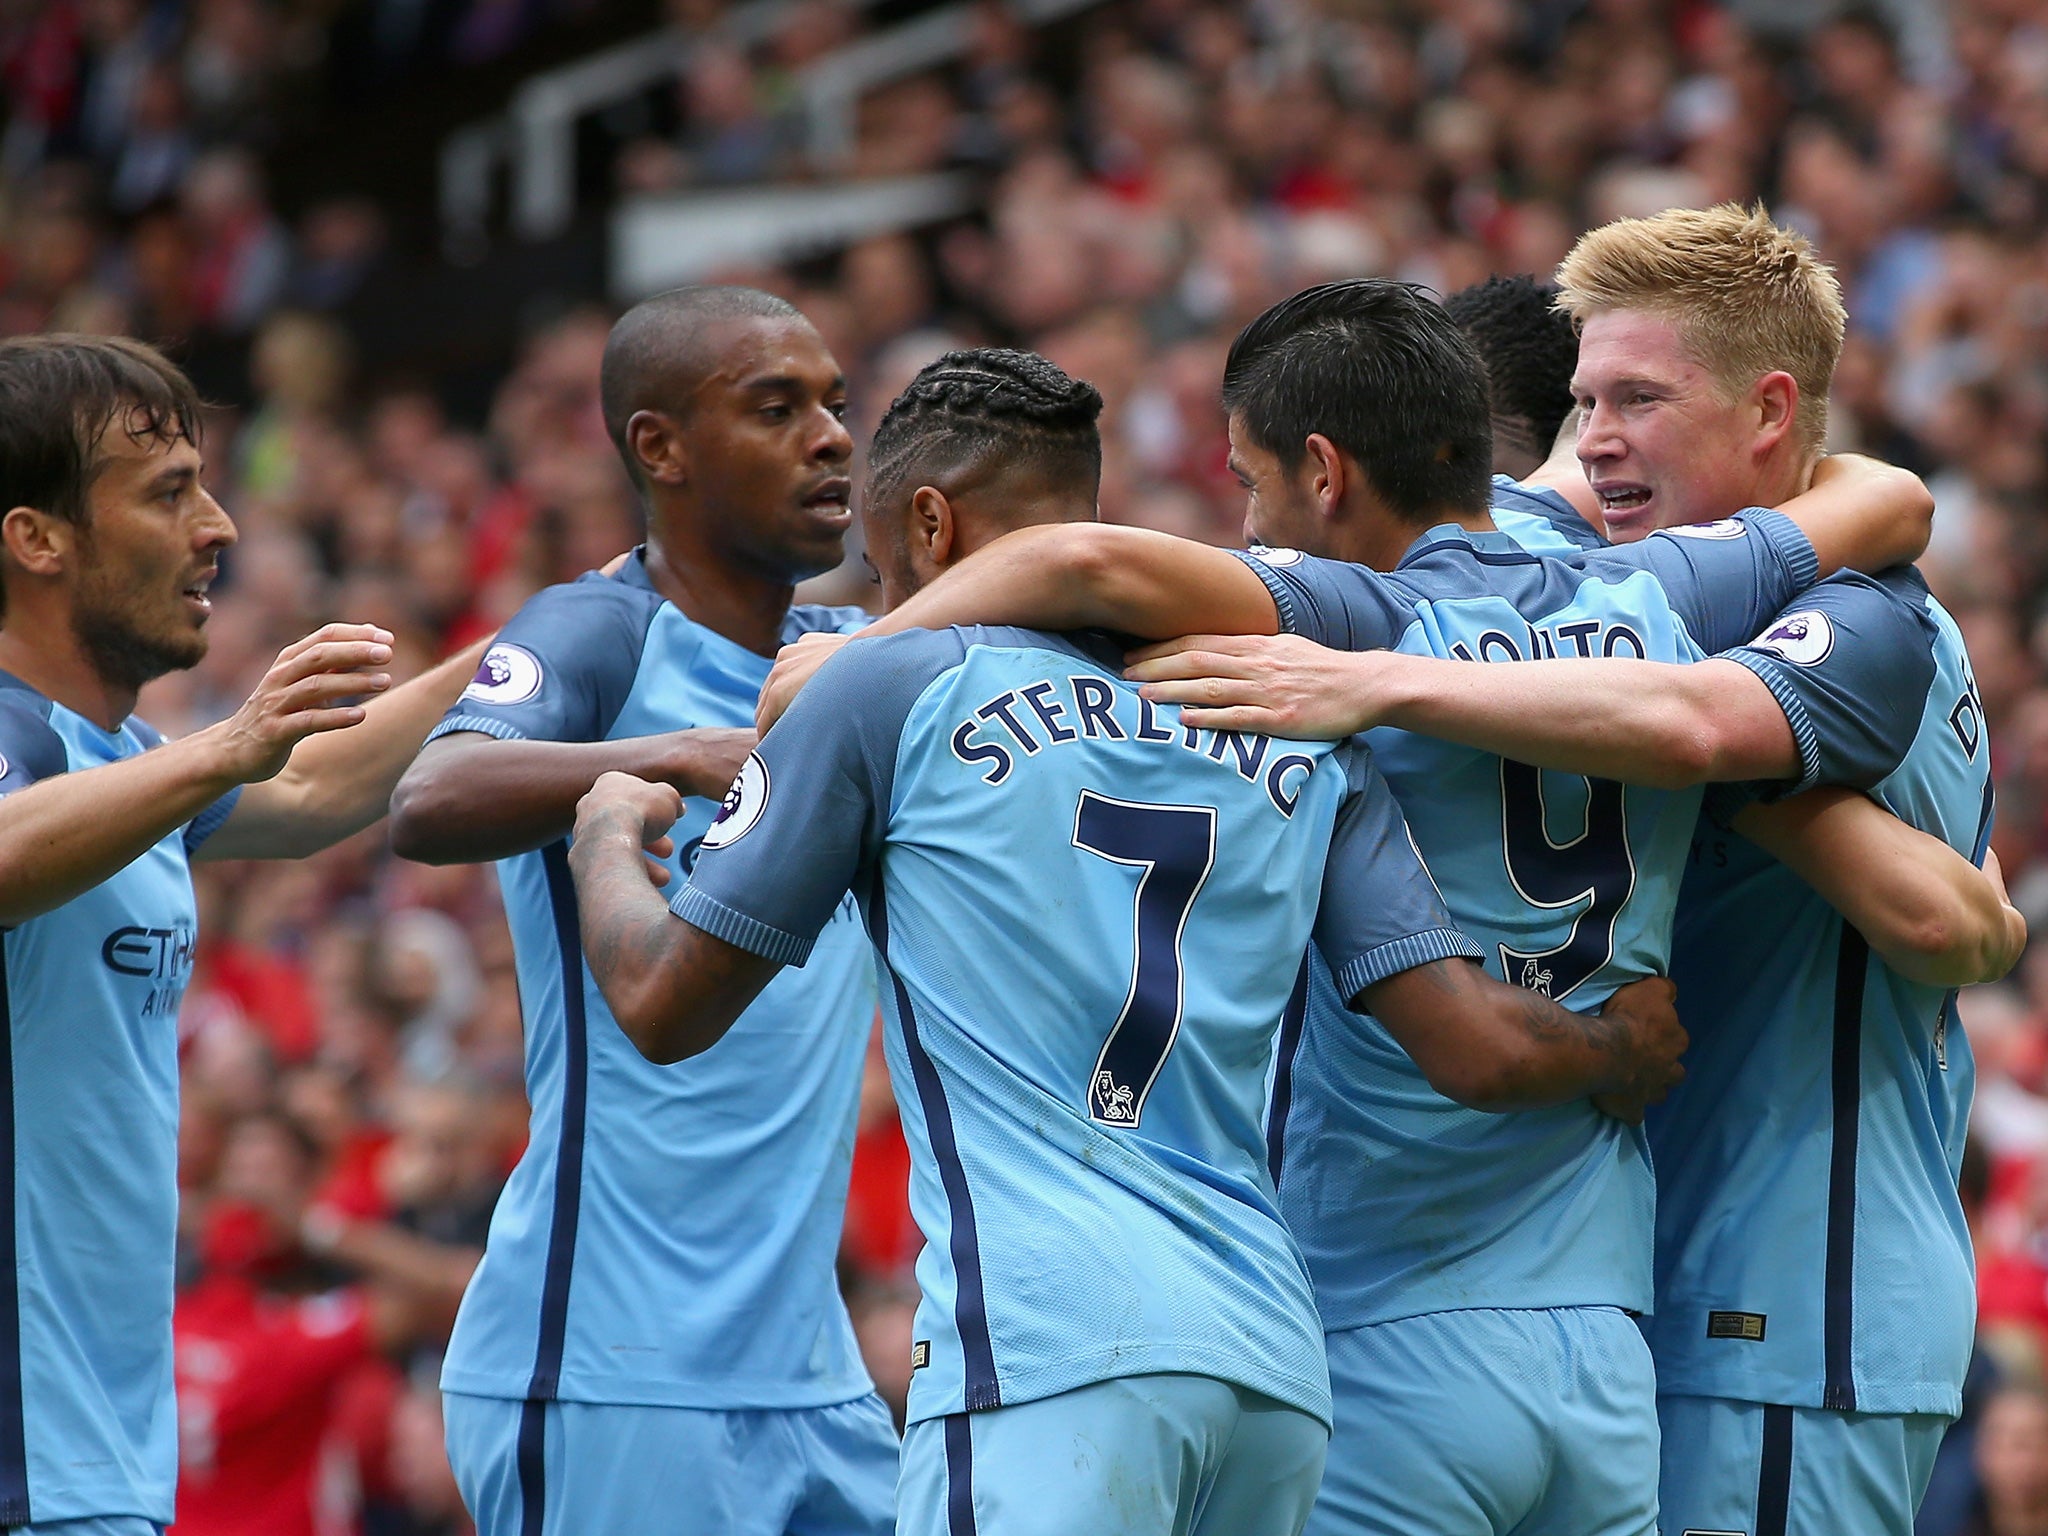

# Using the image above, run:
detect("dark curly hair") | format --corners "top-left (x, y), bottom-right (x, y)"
top-left (865, 348), bottom-right (1103, 514)
top-left (1444, 274), bottom-right (1580, 472)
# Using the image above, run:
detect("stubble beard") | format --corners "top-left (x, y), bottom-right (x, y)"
top-left (71, 564), bottom-right (207, 695)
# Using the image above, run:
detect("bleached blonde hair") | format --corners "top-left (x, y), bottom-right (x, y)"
top-left (1554, 204), bottom-right (1846, 454)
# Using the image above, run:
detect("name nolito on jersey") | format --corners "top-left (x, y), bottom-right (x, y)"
top-left (948, 673), bottom-right (1318, 817)
top-left (102, 921), bottom-right (197, 1015)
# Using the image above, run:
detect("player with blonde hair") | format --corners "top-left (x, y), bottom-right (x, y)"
top-left (1555, 202), bottom-right (1846, 539)
top-left (1127, 207), bottom-right (1994, 1535)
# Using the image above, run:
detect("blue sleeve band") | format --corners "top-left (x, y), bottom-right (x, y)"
top-left (1743, 508), bottom-right (1821, 593)
top-left (1725, 650), bottom-right (1825, 796)
top-left (184, 785), bottom-right (243, 854)
top-left (1228, 550), bottom-right (1302, 634)
top-left (1333, 927), bottom-right (1485, 1000)
top-left (670, 884), bottom-right (815, 967)
top-left (427, 715), bottom-right (534, 746)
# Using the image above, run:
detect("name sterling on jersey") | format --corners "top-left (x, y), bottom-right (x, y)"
top-left (948, 673), bottom-right (1317, 816)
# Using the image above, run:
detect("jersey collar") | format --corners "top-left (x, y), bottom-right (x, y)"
top-left (1397, 522), bottom-right (1536, 569)
top-left (609, 546), bottom-right (657, 592)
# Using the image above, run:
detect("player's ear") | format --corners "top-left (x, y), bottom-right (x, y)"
top-left (1752, 371), bottom-right (1798, 455)
top-left (626, 410), bottom-right (689, 487)
top-left (0, 505), bottom-right (73, 579)
top-left (910, 485), bottom-right (954, 565)
top-left (1303, 433), bottom-right (1347, 518)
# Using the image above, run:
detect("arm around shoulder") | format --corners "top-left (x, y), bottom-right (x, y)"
top-left (870, 523), bottom-right (1282, 641)
top-left (1775, 454), bottom-right (1933, 576)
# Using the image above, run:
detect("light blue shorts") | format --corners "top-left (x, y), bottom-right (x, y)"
top-left (1309, 1306), bottom-right (1659, 1536)
top-left (1657, 1394), bottom-right (1949, 1536)
top-left (898, 1372), bottom-right (1327, 1536)
top-left (12, 1522), bottom-right (160, 1535)
top-left (442, 1390), bottom-right (899, 1536)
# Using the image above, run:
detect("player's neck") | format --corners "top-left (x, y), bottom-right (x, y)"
top-left (0, 615), bottom-right (138, 729)
top-left (640, 537), bottom-right (798, 659)
top-left (1745, 443), bottom-right (1818, 511)
top-left (1524, 441), bottom-right (1606, 533)
top-left (1330, 505), bottom-right (1493, 572)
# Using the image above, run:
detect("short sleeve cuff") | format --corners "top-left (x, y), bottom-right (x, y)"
top-left (184, 784), bottom-right (243, 854)
top-left (427, 714), bottom-right (534, 746)
top-left (670, 884), bottom-right (815, 967)
top-left (1227, 550), bottom-right (1302, 634)
top-left (428, 716), bottom-right (536, 753)
top-left (1740, 509), bottom-right (1821, 594)
top-left (1333, 926), bottom-right (1484, 999)
top-left (1724, 650), bottom-right (1823, 797)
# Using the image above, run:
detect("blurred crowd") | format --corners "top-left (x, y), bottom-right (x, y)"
top-left (18, 0), bottom-right (2048, 1530)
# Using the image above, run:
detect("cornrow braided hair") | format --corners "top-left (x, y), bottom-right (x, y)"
top-left (866, 348), bottom-right (1104, 510)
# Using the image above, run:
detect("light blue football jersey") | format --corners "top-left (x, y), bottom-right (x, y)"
top-left (0, 671), bottom-right (237, 1526)
top-left (1488, 473), bottom-right (1608, 556)
top-left (678, 625), bottom-right (1480, 1428)
top-left (1240, 511), bottom-right (1820, 1326)
top-left (434, 553), bottom-right (880, 1412)
top-left (1650, 567), bottom-right (1988, 1418)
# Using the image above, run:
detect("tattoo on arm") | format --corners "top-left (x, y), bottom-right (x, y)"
top-left (1514, 986), bottom-right (1623, 1055)
top-left (569, 828), bottom-right (685, 1008)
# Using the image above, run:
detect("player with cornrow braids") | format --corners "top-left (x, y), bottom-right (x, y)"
top-left (861, 347), bottom-right (1106, 609)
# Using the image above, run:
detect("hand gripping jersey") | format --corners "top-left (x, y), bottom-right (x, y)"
top-left (434, 554), bottom-right (880, 1412)
top-left (0, 671), bottom-right (238, 1525)
top-left (1237, 512), bottom-right (1820, 1326)
top-left (679, 625), bottom-right (1479, 1427)
top-left (1649, 567), bottom-right (1989, 1418)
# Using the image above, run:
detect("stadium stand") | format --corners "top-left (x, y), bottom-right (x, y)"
top-left (11, 0), bottom-right (2048, 1530)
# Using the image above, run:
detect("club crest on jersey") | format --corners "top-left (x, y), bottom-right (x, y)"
top-left (1245, 545), bottom-right (1304, 567)
top-left (463, 644), bottom-right (543, 706)
top-left (703, 752), bottom-right (770, 850)
top-left (1749, 609), bottom-right (1835, 667)
top-left (1664, 519), bottom-right (1747, 540)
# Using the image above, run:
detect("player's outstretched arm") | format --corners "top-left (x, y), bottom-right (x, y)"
top-left (567, 771), bottom-right (780, 1062)
top-left (199, 637), bottom-right (487, 861)
top-left (389, 727), bottom-right (755, 865)
top-left (867, 524), bottom-right (1281, 642)
top-left (1358, 962), bottom-right (1687, 1122)
top-left (0, 623), bottom-right (394, 926)
top-left (1772, 453), bottom-right (1932, 576)
top-left (1132, 639), bottom-right (1797, 790)
top-left (1733, 789), bottom-right (2025, 988)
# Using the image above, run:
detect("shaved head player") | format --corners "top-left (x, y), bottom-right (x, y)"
top-left (391, 287), bottom-right (900, 1536)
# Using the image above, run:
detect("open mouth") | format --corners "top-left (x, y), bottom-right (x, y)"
top-left (1595, 485), bottom-right (1653, 518)
top-left (801, 479), bottom-right (854, 522)
top-left (181, 571), bottom-right (216, 614)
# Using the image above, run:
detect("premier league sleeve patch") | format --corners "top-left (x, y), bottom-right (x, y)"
top-left (1662, 518), bottom-right (1748, 539)
top-left (702, 752), bottom-right (770, 850)
top-left (1246, 545), bottom-right (1306, 567)
top-left (1748, 609), bottom-right (1835, 666)
top-left (462, 643), bottom-right (545, 706)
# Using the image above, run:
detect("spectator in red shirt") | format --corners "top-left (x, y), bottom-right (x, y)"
top-left (173, 1110), bottom-right (481, 1536)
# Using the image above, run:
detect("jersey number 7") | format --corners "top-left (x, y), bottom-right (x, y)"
top-left (1073, 792), bottom-right (1217, 1129)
